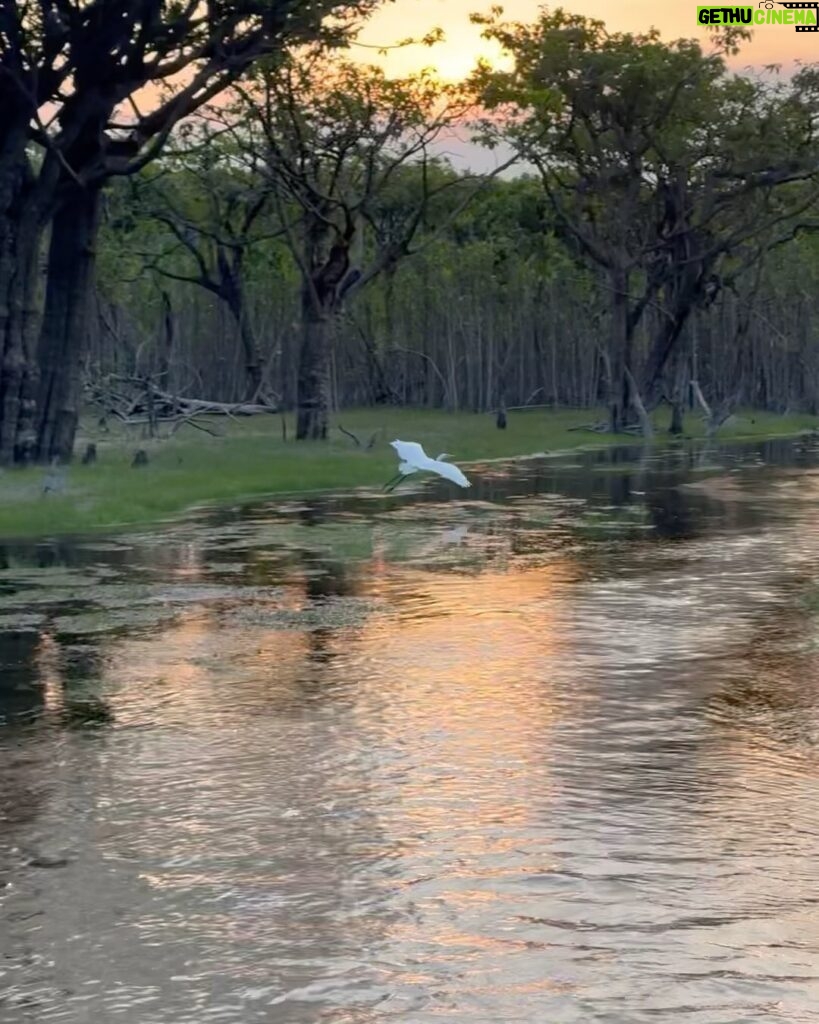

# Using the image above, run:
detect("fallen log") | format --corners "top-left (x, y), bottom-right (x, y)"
top-left (568, 421), bottom-right (609, 433)
top-left (87, 378), bottom-right (279, 420)
top-left (151, 389), bottom-right (278, 416)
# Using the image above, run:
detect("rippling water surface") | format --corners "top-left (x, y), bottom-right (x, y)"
top-left (3, 439), bottom-right (819, 1022)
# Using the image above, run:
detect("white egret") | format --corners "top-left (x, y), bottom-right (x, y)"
top-left (383, 439), bottom-right (470, 492)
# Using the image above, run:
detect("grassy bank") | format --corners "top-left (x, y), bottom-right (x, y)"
top-left (0, 407), bottom-right (815, 540)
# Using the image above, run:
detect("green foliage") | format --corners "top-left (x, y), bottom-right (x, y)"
top-left (467, 7), bottom-right (819, 427)
top-left (87, 15), bottom-right (819, 446)
top-left (473, 7), bottom-right (819, 259)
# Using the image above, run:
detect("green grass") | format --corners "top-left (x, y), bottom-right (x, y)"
top-left (0, 406), bottom-right (815, 540)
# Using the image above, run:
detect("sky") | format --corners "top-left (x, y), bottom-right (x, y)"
top-left (352, 1), bottom-right (819, 171)
top-left (356, 0), bottom-right (819, 78)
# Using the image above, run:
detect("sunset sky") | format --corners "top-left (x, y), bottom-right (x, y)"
top-left (350, 1), bottom-right (819, 171)
top-left (356, 0), bottom-right (819, 79)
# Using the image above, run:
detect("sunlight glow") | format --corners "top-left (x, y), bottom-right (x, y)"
top-left (358, 0), bottom-right (819, 80)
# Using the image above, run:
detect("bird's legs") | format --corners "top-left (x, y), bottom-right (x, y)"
top-left (383, 473), bottom-right (406, 493)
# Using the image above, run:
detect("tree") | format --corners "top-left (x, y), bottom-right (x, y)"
top-left (222, 51), bottom-right (480, 439)
top-left (0, 0), bottom-right (384, 464)
top-left (474, 9), bottom-right (819, 433)
top-left (120, 127), bottom-right (284, 401)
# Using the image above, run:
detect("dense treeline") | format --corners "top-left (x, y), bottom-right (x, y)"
top-left (4, 4), bottom-right (819, 464)
top-left (93, 175), bottom-right (819, 420)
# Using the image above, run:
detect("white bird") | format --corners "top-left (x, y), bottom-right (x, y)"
top-left (384, 439), bottom-right (470, 492)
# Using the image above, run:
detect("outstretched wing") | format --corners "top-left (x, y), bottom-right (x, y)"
top-left (430, 459), bottom-right (470, 488)
top-left (390, 439), bottom-right (427, 465)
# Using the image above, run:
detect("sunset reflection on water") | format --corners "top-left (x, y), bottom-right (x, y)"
top-left (3, 441), bottom-right (819, 1022)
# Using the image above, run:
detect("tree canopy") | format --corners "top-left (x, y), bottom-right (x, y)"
top-left (472, 8), bottom-right (819, 430)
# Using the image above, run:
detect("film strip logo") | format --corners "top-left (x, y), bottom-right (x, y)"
top-left (777, 2), bottom-right (819, 31)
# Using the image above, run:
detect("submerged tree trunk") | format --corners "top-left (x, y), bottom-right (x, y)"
top-left (35, 184), bottom-right (102, 463)
top-left (296, 310), bottom-right (330, 440)
top-left (624, 366), bottom-right (654, 440)
top-left (668, 343), bottom-right (689, 435)
top-left (669, 396), bottom-right (685, 435)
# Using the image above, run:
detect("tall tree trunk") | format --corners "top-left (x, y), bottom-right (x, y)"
top-left (0, 154), bottom-right (42, 466)
top-left (220, 260), bottom-right (264, 400)
top-left (668, 340), bottom-right (690, 435)
top-left (296, 308), bottom-right (330, 440)
top-left (608, 267), bottom-right (630, 433)
top-left (158, 289), bottom-right (174, 386)
top-left (643, 313), bottom-right (688, 408)
top-left (293, 213), bottom-right (351, 438)
top-left (641, 273), bottom-right (702, 409)
top-left (35, 184), bottom-right (102, 463)
top-left (238, 316), bottom-right (263, 399)
top-left (0, 214), bottom-right (41, 464)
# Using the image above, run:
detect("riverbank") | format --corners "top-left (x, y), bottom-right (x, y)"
top-left (0, 407), bottom-right (815, 540)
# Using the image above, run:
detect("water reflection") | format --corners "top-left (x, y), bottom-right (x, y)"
top-left (0, 630), bottom-right (42, 720)
top-left (2, 437), bottom-right (819, 1021)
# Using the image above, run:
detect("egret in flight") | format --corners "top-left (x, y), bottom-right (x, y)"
top-left (384, 439), bottom-right (470, 493)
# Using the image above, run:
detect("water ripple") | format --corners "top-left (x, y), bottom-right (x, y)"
top-left (2, 439), bottom-right (819, 1022)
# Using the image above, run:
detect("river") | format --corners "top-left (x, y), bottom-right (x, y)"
top-left (2, 438), bottom-right (819, 1023)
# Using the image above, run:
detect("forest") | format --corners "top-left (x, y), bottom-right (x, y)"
top-left (2, 2), bottom-right (819, 467)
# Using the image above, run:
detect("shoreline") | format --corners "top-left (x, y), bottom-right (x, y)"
top-left (0, 408), bottom-right (815, 542)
